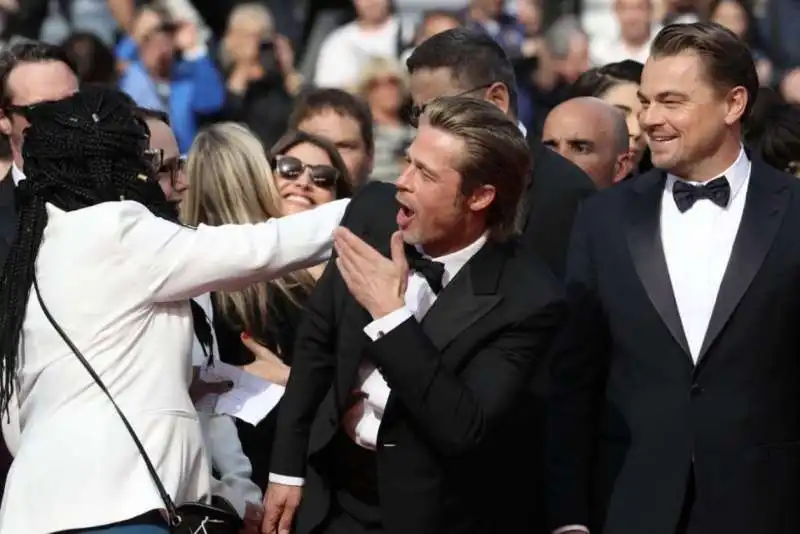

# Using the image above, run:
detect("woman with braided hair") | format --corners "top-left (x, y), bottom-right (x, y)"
top-left (0, 87), bottom-right (349, 533)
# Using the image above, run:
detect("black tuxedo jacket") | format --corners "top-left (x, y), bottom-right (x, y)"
top-left (547, 160), bottom-right (800, 534)
top-left (522, 139), bottom-right (596, 280)
top-left (0, 168), bottom-right (15, 267)
top-left (270, 182), bottom-right (567, 534)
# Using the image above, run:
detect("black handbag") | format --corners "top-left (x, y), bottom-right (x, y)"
top-left (32, 277), bottom-right (243, 534)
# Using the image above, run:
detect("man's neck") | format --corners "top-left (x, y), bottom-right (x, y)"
top-left (357, 17), bottom-right (390, 31)
top-left (622, 31), bottom-right (650, 49)
top-left (421, 225), bottom-right (487, 259)
top-left (671, 137), bottom-right (743, 183)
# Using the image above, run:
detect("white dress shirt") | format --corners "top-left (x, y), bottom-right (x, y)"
top-left (662, 148), bottom-right (750, 361)
top-left (11, 163), bottom-right (24, 185)
top-left (0, 197), bottom-right (348, 534)
top-left (270, 233), bottom-right (488, 487)
top-left (554, 148), bottom-right (751, 534)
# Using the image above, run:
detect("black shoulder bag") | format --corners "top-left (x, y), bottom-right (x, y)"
top-left (32, 277), bottom-right (243, 534)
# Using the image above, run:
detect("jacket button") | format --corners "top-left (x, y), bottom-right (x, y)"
top-left (690, 384), bottom-right (703, 396)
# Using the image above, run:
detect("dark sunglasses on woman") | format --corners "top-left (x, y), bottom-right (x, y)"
top-left (272, 154), bottom-right (339, 188)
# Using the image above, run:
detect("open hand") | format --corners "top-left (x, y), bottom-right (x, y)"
top-left (334, 228), bottom-right (408, 319)
top-left (240, 333), bottom-right (290, 386)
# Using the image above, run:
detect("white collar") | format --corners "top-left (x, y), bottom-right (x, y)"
top-left (417, 232), bottom-right (488, 287)
top-left (517, 121), bottom-right (527, 138)
top-left (665, 146), bottom-right (750, 203)
top-left (11, 163), bottom-right (25, 185)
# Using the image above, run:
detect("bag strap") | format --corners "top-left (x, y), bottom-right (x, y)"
top-left (32, 276), bottom-right (182, 527)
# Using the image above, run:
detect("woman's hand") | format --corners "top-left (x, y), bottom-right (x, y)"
top-left (240, 333), bottom-right (291, 386)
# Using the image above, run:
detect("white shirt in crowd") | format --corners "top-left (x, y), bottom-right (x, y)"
top-left (589, 28), bottom-right (659, 66)
top-left (270, 232), bottom-right (488, 487)
top-left (0, 196), bottom-right (348, 534)
top-left (555, 147), bottom-right (751, 534)
top-left (313, 16), bottom-right (400, 89)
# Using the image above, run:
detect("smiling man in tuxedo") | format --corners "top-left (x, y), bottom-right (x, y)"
top-left (261, 96), bottom-right (566, 534)
top-left (548, 22), bottom-right (800, 534)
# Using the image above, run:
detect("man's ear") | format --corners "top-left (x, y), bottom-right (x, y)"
top-left (0, 110), bottom-right (12, 137)
top-left (484, 82), bottom-right (511, 116)
top-left (467, 184), bottom-right (496, 213)
top-left (613, 152), bottom-right (634, 184)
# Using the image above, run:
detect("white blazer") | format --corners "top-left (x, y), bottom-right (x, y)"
top-left (0, 198), bottom-right (348, 534)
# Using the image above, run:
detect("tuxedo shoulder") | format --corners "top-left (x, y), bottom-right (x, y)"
top-left (341, 181), bottom-right (398, 230)
top-left (498, 239), bottom-right (565, 303)
top-left (351, 181), bottom-right (397, 206)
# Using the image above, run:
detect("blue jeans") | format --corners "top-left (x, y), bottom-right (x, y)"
top-left (62, 513), bottom-right (169, 534)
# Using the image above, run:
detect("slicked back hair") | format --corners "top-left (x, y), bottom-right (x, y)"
top-left (406, 27), bottom-right (519, 118)
top-left (0, 42), bottom-right (77, 107)
top-left (422, 96), bottom-right (530, 241)
top-left (650, 22), bottom-right (759, 120)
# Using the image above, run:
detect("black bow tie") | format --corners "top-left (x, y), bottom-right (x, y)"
top-left (672, 176), bottom-right (731, 213)
top-left (405, 245), bottom-right (445, 294)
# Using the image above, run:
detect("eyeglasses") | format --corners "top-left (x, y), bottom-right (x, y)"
top-left (409, 83), bottom-right (495, 127)
top-left (145, 148), bottom-right (186, 188)
top-left (272, 155), bottom-right (339, 189)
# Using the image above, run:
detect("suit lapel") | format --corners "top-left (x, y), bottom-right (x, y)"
top-left (420, 241), bottom-right (505, 355)
top-left (696, 160), bottom-right (790, 364)
top-left (626, 170), bottom-right (691, 357)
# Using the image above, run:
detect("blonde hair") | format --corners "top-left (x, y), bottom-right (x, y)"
top-left (354, 56), bottom-right (409, 98)
top-left (220, 3), bottom-right (275, 71)
top-left (181, 122), bottom-right (314, 332)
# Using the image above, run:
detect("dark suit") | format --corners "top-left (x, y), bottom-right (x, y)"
top-left (270, 182), bottom-right (566, 534)
top-left (522, 139), bottom-right (596, 281)
top-left (548, 159), bottom-right (800, 534)
top-left (0, 168), bottom-right (15, 498)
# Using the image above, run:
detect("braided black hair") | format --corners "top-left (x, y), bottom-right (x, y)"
top-left (0, 86), bottom-right (178, 413)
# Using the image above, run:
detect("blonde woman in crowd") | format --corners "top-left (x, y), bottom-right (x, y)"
top-left (182, 123), bottom-right (352, 491)
top-left (355, 56), bottom-right (414, 183)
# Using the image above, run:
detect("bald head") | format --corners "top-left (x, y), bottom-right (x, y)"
top-left (543, 97), bottom-right (631, 188)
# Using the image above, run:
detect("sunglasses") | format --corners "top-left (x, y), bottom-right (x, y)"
top-left (145, 148), bottom-right (186, 188)
top-left (273, 155), bottom-right (339, 188)
top-left (409, 83), bottom-right (495, 127)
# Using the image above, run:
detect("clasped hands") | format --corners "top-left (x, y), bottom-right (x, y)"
top-left (334, 227), bottom-right (408, 319)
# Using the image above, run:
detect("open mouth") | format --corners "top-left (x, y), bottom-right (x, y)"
top-left (396, 202), bottom-right (416, 229)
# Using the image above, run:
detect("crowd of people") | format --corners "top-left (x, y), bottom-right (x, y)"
top-left (0, 1), bottom-right (796, 534)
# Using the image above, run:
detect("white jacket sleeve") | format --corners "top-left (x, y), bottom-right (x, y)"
top-left (115, 198), bottom-right (350, 303)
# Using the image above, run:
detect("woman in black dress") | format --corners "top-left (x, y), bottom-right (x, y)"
top-left (182, 124), bottom-right (352, 490)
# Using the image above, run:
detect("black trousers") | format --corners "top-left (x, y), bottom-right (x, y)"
top-left (315, 431), bottom-right (383, 534)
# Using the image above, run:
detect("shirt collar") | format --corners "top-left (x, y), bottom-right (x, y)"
top-left (517, 121), bottom-right (527, 138)
top-left (417, 232), bottom-right (488, 287)
top-left (665, 146), bottom-right (750, 202)
top-left (11, 163), bottom-right (25, 186)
